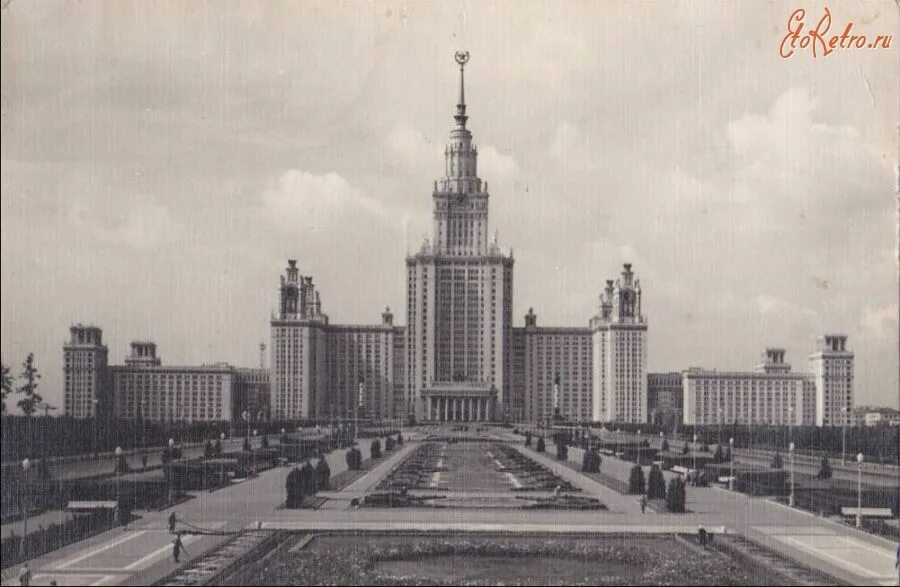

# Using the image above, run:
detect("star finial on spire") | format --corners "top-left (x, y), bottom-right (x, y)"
top-left (454, 51), bottom-right (470, 128)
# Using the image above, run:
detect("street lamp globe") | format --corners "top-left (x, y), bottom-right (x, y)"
top-left (253, 429), bottom-right (258, 437)
top-left (789, 442), bottom-right (795, 453)
top-left (693, 434), bottom-right (698, 443)
top-left (637, 429), bottom-right (642, 436)
top-left (168, 438), bottom-right (175, 448)
top-left (220, 432), bottom-right (226, 440)
top-left (729, 437), bottom-right (734, 446)
top-left (659, 431), bottom-right (664, 438)
top-left (21, 458), bottom-right (30, 471)
top-left (856, 453), bottom-right (864, 464)
top-left (115, 446), bottom-right (122, 457)
top-left (281, 428), bottom-right (285, 435)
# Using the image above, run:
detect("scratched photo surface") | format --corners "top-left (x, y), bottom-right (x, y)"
top-left (1, 1), bottom-right (898, 586)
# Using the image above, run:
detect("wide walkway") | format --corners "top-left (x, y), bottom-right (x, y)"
top-left (3, 428), bottom-right (897, 586)
top-left (0, 436), bottom-right (392, 587)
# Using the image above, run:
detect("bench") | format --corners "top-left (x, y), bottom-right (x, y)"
top-left (840, 506), bottom-right (894, 519)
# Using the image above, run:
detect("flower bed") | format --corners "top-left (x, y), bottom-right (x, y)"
top-left (225, 534), bottom-right (788, 586)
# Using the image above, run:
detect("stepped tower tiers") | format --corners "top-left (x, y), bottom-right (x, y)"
top-left (407, 52), bottom-right (514, 423)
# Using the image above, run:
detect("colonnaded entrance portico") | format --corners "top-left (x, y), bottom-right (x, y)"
top-left (423, 383), bottom-right (497, 422)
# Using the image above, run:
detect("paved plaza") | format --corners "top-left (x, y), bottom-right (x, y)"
top-left (2, 427), bottom-right (897, 586)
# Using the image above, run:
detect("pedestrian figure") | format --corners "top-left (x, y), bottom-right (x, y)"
top-left (17, 563), bottom-right (32, 586)
top-left (553, 484), bottom-right (561, 496)
top-left (168, 511), bottom-right (177, 534)
top-left (698, 524), bottom-right (707, 547)
top-left (640, 495), bottom-right (647, 514)
top-left (173, 532), bottom-right (187, 563)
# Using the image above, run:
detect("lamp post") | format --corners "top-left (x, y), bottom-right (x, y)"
top-left (855, 453), bottom-right (863, 528)
top-left (20, 458), bottom-right (30, 559)
top-left (167, 438), bottom-right (175, 504)
top-left (252, 429), bottom-right (258, 476)
top-left (114, 446), bottom-right (123, 524)
top-left (729, 437), bottom-right (735, 491)
top-left (841, 406), bottom-right (848, 464)
top-left (788, 442), bottom-right (795, 507)
top-left (242, 410), bottom-right (250, 452)
top-left (92, 398), bottom-right (100, 458)
top-left (692, 433), bottom-right (698, 478)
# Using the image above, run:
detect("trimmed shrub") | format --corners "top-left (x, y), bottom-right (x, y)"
top-left (286, 467), bottom-right (303, 508)
top-left (345, 447), bottom-right (363, 470)
top-left (396, 432), bottom-right (403, 445)
top-left (666, 477), bottom-right (687, 512)
top-left (214, 439), bottom-right (222, 456)
top-left (536, 436), bottom-right (546, 453)
top-left (525, 432), bottom-right (532, 447)
top-left (582, 447), bottom-right (602, 473)
top-left (556, 441), bottom-right (568, 461)
top-left (647, 464), bottom-right (667, 500)
top-left (713, 444), bottom-right (724, 464)
top-left (771, 451), bottom-right (784, 469)
top-left (681, 443), bottom-right (690, 455)
top-left (316, 458), bottom-right (331, 490)
top-left (628, 465), bottom-right (646, 495)
top-left (371, 439), bottom-right (382, 459)
top-left (816, 456), bottom-right (832, 479)
top-left (661, 439), bottom-right (670, 452)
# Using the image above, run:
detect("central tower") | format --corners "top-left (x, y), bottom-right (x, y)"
top-left (405, 52), bottom-right (514, 423)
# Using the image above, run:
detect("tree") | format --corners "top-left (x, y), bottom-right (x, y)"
top-left (300, 461), bottom-right (317, 497)
top-left (713, 444), bottom-right (724, 464)
top-left (816, 456), bottom-right (832, 479)
top-left (346, 447), bottom-right (362, 470)
top-left (556, 440), bottom-right (568, 461)
top-left (628, 465), bottom-right (646, 494)
top-left (661, 439), bottom-right (670, 452)
top-left (666, 477), bottom-right (687, 513)
top-left (771, 451), bottom-right (784, 469)
top-left (582, 447), bottom-right (602, 473)
top-left (647, 465), bottom-right (667, 500)
top-left (204, 440), bottom-right (214, 459)
top-left (16, 353), bottom-right (43, 417)
top-left (316, 457), bottom-right (331, 490)
top-left (286, 467), bottom-right (302, 508)
top-left (371, 439), bottom-right (382, 459)
top-left (385, 436), bottom-right (395, 451)
top-left (0, 362), bottom-right (11, 414)
top-left (536, 436), bottom-right (546, 453)
top-left (214, 439), bottom-right (223, 457)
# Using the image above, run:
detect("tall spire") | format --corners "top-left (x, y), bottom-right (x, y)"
top-left (454, 51), bottom-right (469, 128)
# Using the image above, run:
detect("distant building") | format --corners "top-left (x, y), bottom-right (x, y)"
top-left (682, 348), bottom-right (816, 426)
top-left (809, 334), bottom-right (854, 426)
top-left (513, 309), bottom-right (593, 423)
top-left (234, 367), bottom-right (270, 422)
top-left (591, 266), bottom-right (648, 423)
top-left (269, 261), bottom-right (404, 421)
top-left (63, 325), bottom-right (109, 418)
top-left (647, 372), bottom-right (682, 425)
top-left (110, 342), bottom-right (234, 422)
top-left (854, 406), bottom-right (900, 427)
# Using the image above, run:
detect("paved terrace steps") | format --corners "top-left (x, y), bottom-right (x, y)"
top-left (714, 534), bottom-right (843, 587)
top-left (154, 530), bottom-right (278, 586)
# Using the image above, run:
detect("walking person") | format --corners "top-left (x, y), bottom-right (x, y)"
top-left (640, 495), bottom-right (647, 514)
top-left (168, 511), bottom-right (177, 534)
top-left (172, 532), bottom-right (187, 563)
top-left (17, 563), bottom-right (32, 586)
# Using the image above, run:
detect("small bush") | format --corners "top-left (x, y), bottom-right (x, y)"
top-left (316, 458), bottom-right (331, 490)
top-left (771, 451), bottom-right (784, 469)
top-left (556, 441), bottom-right (568, 461)
top-left (582, 447), bottom-right (602, 473)
top-left (536, 436), bottom-right (546, 453)
top-left (666, 477), bottom-right (687, 512)
top-left (371, 439), bottom-right (382, 459)
top-left (525, 432), bottom-right (532, 447)
top-left (647, 465), bottom-right (667, 500)
top-left (628, 465), bottom-right (646, 495)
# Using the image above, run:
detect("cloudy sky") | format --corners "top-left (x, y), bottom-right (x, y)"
top-left (2, 1), bottom-right (898, 410)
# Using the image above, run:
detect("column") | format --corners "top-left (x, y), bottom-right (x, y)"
top-left (475, 398), bottom-right (481, 421)
top-left (426, 396), bottom-right (432, 422)
top-left (443, 397), bottom-right (448, 422)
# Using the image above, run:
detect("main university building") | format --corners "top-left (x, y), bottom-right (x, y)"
top-left (64, 55), bottom-right (854, 427)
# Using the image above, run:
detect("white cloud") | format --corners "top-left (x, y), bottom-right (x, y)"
top-left (261, 169), bottom-right (388, 233)
top-left (862, 304), bottom-right (899, 340)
